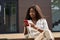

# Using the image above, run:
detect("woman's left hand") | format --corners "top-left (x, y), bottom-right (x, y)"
top-left (29, 23), bottom-right (35, 27)
top-left (29, 23), bottom-right (38, 30)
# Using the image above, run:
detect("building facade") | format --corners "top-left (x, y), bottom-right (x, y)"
top-left (0, 0), bottom-right (60, 40)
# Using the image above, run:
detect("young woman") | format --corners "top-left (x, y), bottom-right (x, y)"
top-left (24, 5), bottom-right (54, 40)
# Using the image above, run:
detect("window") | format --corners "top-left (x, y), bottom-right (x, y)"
top-left (3, 0), bottom-right (18, 33)
top-left (51, 0), bottom-right (60, 32)
top-left (0, 5), bottom-right (1, 12)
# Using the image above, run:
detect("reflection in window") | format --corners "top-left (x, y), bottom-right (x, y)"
top-left (4, 0), bottom-right (18, 33)
top-left (0, 5), bottom-right (1, 12)
top-left (51, 0), bottom-right (60, 32)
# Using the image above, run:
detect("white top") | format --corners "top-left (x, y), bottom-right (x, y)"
top-left (26, 18), bottom-right (49, 38)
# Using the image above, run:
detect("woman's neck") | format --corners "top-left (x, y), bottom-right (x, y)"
top-left (32, 17), bottom-right (36, 21)
top-left (32, 18), bottom-right (37, 24)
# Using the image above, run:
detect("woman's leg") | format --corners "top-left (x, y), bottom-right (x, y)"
top-left (44, 30), bottom-right (54, 40)
top-left (35, 30), bottom-right (54, 40)
top-left (35, 32), bottom-right (45, 40)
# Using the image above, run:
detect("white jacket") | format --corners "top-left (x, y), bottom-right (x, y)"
top-left (26, 18), bottom-right (54, 40)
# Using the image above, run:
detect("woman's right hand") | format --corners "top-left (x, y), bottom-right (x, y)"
top-left (24, 20), bottom-right (29, 27)
top-left (24, 22), bottom-right (27, 27)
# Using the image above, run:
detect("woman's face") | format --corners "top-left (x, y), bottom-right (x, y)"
top-left (29, 8), bottom-right (36, 18)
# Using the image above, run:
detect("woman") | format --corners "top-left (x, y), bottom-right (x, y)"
top-left (24, 5), bottom-right (54, 40)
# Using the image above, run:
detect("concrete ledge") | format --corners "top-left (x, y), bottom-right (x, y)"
top-left (53, 32), bottom-right (60, 38)
top-left (0, 33), bottom-right (25, 39)
top-left (0, 32), bottom-right (60, 39)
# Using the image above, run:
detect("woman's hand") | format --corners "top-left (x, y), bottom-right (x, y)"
top-left (29, 23), bottom-right (35, 27)
top-left (29, 23), bottom-right (38, 30)
top-left (30, 23), bottom-right (43, 33)
top-left (24, 20), bottom-right (29, 27)
top-left (24, 22), bottom-right (29, 27)
top-left (24, 22), bottom-right (27, 27)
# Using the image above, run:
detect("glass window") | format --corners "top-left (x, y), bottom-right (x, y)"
top-left (4, 0), bottom-right (18, 33)
top-left (0, 5), bottom-right (1, 12)
top-left (51, 0), bottom-right (60, 32)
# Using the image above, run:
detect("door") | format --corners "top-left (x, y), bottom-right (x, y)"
top-left (4, 0), bottom-right (18, 33)
top-left (0, 0), bottom-right (18, 33)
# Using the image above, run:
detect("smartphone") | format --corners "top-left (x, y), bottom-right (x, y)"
top-left (24, 20), bottom-right (29, 26)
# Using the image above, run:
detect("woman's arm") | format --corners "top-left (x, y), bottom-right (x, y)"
top-left (30, 23), bottom-right (43, 33)
top-left (24, 22), bottom-right (28, 35)
top-left (24, 27), bottom-right (28, 35)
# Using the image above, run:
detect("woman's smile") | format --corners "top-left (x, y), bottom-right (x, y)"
top-left (30, 8), bottom-right (36, 18)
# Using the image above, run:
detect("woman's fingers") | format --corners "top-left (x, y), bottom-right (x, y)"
top-left (29, 23), bottom-right (35, 27)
